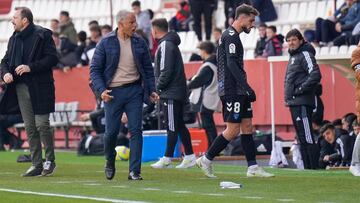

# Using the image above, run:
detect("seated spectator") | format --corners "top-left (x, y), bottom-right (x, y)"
top-left (59, 11), bottom-right (77, 45)
top-left (212, 28), bottom-right (222, 47)
top-left (254, 23), bottom-right (267, 58)
top-left (101, 24), bottom-right (112, 36)
top-left (334, 21), bottom-right (360, 46)
top-left (308, 0), bottom-right (353, 45)
top-left (52, 32), bottom-right (78, 71)
top-left (342, 112), bottom-right (357, 133)
top-left (80, 25), bottom-right (102, 65)
top-left (260, 25), bottom-right (283, 57)
top-left (319, 123), bottom-right (354, 168)
top-left (169, 1), bottom-right (192, 32)
top-left (0, 85), bottom-right (23, 150)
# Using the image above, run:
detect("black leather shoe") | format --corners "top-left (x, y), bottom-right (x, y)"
top-left (22, 166), bottom-right (43, 177)
top-left (128, 171), bottom-right (143, 180)
top-left (105, 161), bottom-right (115, 180)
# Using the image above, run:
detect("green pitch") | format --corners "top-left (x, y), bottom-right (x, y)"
top-left (0, 151), bottom-right (358, 203)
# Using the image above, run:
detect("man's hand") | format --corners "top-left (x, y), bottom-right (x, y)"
top-left (101, 89), bottom-right (114, 102)
top-left (80, 113), bottom-right (90, 121)
top-left (3, 73), bottom-right (14, 84)
top-left (323, 155), bottom-right (330, 162)
top-left (15, 64), bottom-right (31, 76)
top-left (335, 23), bottom-right (342, 33)
top-left (149, 92), bottom-right (160, 103)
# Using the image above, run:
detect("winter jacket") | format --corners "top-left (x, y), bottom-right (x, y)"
top-left (351, 44), bottom-right (360, 122)
top-left (217, 26), bottom-right (255, 100)
top-left (262, 34), bottom-right (284, 57)
top-left (59, 21), bottom-right (77, 45)
top-left (339, 2), bottom-right (360, 32)
top-left (0, 24), bottom-right (58, 114)
top-left (284, 42), bottom-right (322, 107)
top-left (89, 29), bottom-right (156, 105)
top-left (154, 32), bottom-right (187, 102)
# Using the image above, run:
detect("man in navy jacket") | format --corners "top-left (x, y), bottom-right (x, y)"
top-left (90, 10), bottom-right (158, 181)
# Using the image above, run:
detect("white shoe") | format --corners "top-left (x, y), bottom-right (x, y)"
top-left (196, 156), bottom-right (216, 178)
top-left (151, 157), bottom-right (172, 169)
top-left (349, 165), bottom-right (360, 176)
top-left (247, 165), bottom-right (274, 177)
top-left (176, 154), bottom-right (196, 169)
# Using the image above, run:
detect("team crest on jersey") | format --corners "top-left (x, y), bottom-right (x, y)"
top-left (229, 43), bottom-right (236, 54)
top-left (291, 57), bottom-right (295, 64)
top-left (229, 30), bottom-right (235, 36)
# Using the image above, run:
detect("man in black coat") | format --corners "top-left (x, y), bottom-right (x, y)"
top-left (0, 7), bottom-right (58, 176)
top-left (284, 29), bottom-right (322, 169)
top-left (151, 18), bottom-right (195, 169)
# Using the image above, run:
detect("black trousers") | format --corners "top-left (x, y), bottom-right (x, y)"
top-left (290, 106), bottom-right (319, 169)
top-left (200, 107), bottom-right (217, 148)
top-left (320, 19), bottom-right (340, 43)
top-left (189, 0), bottom-right (214, 41)
top-left (162, 99), bottom-right (194, 157)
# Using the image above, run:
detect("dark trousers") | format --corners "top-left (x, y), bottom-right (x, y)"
top-left (200, 107), bottom-right (217, 148)
top-left (189, 0), bottom-right (214, 41)
top-left (320, 18), bottom-right (340, 43)
top-left (290, 106), bottom-right (319, 169)
top-left (162, 99), bottom-right (194, 157)
top-left (104, 84), bottom-right (143, 174)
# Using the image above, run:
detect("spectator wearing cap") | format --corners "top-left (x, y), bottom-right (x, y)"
top-left (59, 11), bottom-right (77, 44)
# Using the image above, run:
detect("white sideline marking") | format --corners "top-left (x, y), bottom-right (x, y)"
top-left (244, 196), bottom-right (263, 199)
top-left (277, 199), bottom-right (295, 202)
top-left (171, 190), bottom-right (192, 194)
top-left (83, 183), bottom-right (102, 186)
top-left (0, 188), bottom-right (149, 203)
top-left (0, 172), bottom-right (15, 175)
top-left (54, 181), bottom-right (72, 184)
top-left (142, 188), bottom-right (161, 191)
top-left (112, 185), bottom-right (129, 189)
top-left (201, 193), bottom-right (225, 196)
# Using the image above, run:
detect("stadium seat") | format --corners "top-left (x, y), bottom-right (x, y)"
top-left (305, 1), bottom-right (317, 22)
top-left (286, 3), bottom-right (298, 23)
top-left (348, 45), bottom-right (357, 54)
top-left (316, 0), bottom-right (327, 19)
top-left (245, 49), bottom-right (255, 59)
top-left (314, 47), bottom-right (320, 55)
top-left (319, 46), bottom-right (330, 56)
top-left (329, 46), bottom-right (339, 55)
top-left (296, 2), bottom-right (307, 23)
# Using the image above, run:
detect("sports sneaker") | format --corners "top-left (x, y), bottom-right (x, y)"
top-left (41, 161), bottom-right (56, 176)
top-left (247, 165), bottom-right (274, 177)
top-left (151, 157), bottom-right (172, 169)
top-left (22, 165), bottom-right (43, 177)
top-left (196, 156), bottom-right (216, 178)
top-left (349, 165), bottom-right (360, 176)
top-left (176, 155), bottom-right (196, 169)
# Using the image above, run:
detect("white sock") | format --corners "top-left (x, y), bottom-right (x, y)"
top-left (202, 156), bottom-right (212, 165)
top-left (248, 164), bottom-right (259, 170)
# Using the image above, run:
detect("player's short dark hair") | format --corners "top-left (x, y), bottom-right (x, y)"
top-left (213, 27), bottom-right (222, 33)
top-left (77, 31), bottom-right (87, 42)
top-left (15, 7), bottom-right (33, 24)
top-left (90, 25), bottom-right (101, 35)
top-left (198, 41), bottom-right (216, 54)
top-left (235, 4), bottom-right (259, 19)
top-left (60, 11), bottom-right (69, 17)
top-left (352, 120), bottom-right (360, 127)
top-left (132, 0), bottom-right (141, 7)
top-left (320, 123), bottom-right (335, 136)
top-left (152, 18), bottom-right (168, 32)
top-left (332, 119), bottom-right (342, 126)
top-left (286, 29), bottom-right (304, 41)
top-left (88, 20), bottom-right (99, 26)
top-left (267, 25), bottom-right (277, 33)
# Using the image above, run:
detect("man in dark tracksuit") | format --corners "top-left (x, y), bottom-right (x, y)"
top-left (151, 19), bottom-right (195, 169)
top-left (284, 29), bottom-right (322, 169)
top-left (319, 123), bottom-right (354, 168)
top-left (0, 7), bottom-right (58, 176)
top-left (196, 5), bottom-right (274, 178)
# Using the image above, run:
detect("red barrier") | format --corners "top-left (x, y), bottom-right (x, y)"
top-left (53, 60), bottom-right (355, 127)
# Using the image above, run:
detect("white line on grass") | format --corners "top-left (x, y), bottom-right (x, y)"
top-left (201, 193), bottom-right (225, 197)
top-left (0, 172), bottom-right (15, 175)
top-left (54, 181), bottom-right (72, 184)
top-left (112, 185), bottom-right (129, 189)
top-left (171, 191), bottom-right (192, 194)
top-left (142, 188), bottom-right (161, 191)
top-left (243, 196), bottom-right (264, 199)
top-left (83, 183), bottom-right (102, 186)
top-left (277, 199), bottom-right (295, 202)
top-left (0, 188), bottom-right (149, 203)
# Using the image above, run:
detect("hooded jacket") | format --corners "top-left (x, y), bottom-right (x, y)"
top-left (154, 32), bottom-right (187, 102)
top-left (284, 42), bottom-right (322, 107)
top-left (351, 44), bottom-right (360, 122)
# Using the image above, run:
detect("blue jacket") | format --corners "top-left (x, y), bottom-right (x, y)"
top-left (339, 2), bottom-right (360, 32)
top-left (90, 29), bottom-right (156, 104)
